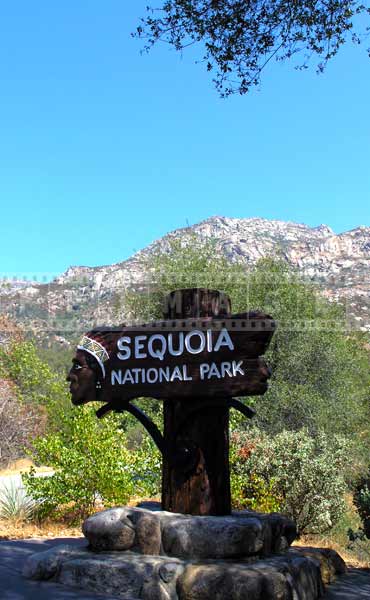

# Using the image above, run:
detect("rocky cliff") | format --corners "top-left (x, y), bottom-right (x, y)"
top-left (1, 216), bottom-right (369, 343)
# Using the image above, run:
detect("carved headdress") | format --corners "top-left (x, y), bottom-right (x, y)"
top-left (77, 325), bottom-right (127, 379)
top-left (77, 332), bottom-right (111, 378)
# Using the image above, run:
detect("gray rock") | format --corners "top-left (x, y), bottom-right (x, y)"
top-left (83, 507), bottom-right (136, 551)
top-left (131, 509), bottom-right (162, 555)
top-left (142, 580), bottom-right (171, 600)
top-left (159, 562), bottom-right (183, 583)
top-left (22, 544), bottom-right (83, 580)
top-left (289, 546), bottom-right (347, 584)
top-left (162, 515), bottom-right (266, 559)
top-left (83, 506), bottom-right (162, 555)
top-left (23, 543), bottom-right (345, 600)
top-left (82, 507), bottom-right (297, 559)
top-left (178, 563), bottom-right (264, 600)
top-left (177, 554), bottom-right (325, 600)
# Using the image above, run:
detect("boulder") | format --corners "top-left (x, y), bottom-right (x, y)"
top-left (23, 544), bottom-right (345, 599)
top-left (82, 506), bottom-right (296, 559)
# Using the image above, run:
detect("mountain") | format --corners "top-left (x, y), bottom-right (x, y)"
top-left (1, 216), bottom-right (369, 344)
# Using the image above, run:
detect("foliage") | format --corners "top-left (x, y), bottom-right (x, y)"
top-left (124, 236), bottom-right (370, 463)
top-left (0, 332), bottom-right (59, 466)
top-left (0, 340), bottom-right (68, 412)
top-left (230, 428), bottom-right (349, 535)
top-left (230, 434), bottom-right (282, 512)
top-left (23, 405), bottom-right (161, 519)
top-left (136, 1), bottom-right (370, 96)
top-left (347, 528), bottom-right (370, 563)
top-left (0, 481), bottom-right (40, 521)
top-left (0, 380), bottom-right (46, 467)
top-left (36, 344), bottom-right (74, 376)
top-left (353, 474), bottom-right (370, 537)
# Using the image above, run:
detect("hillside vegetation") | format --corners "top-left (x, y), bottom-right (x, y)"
top-left (1, 238), bottom-right (369, 562)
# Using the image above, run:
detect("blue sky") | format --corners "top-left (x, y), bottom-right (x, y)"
top-left (0, 1), bottom-right (369, 279)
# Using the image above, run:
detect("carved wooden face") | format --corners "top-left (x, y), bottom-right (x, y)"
top-left (67, 350), bottom-right (99, 405)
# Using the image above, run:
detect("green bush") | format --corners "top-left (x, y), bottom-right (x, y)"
top-left (123, 238), bottom-right (370, 468)
top-left (353, 475), bottom-right (370, 538)
top-left (230, 428), bottom-right (349, 535)
top-left (23, 405), bottom-right (161, 519)
top-left (231, 471), bottom-right (282, 513)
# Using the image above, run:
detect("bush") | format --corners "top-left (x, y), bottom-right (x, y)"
top-left (231, 472), bottom-right (282, 513)
top-left (230, 428), bottom-right (349, 535)
top-left (0, 481), bottom-right (40, 521)
top-left (123, 238), bottom-right (370, 469)
top-left (353, 475), bottom-right (370, 538)
top-left (23, 405), bottom-right (161, 519)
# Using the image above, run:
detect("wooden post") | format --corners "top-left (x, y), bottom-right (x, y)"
top-left (161, 288), bottom-right (232, 515)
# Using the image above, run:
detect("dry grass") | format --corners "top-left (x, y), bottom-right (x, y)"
top-left (1, 487), bottom-right (368, 570)
top-left (293, 536), bottom-right (369, 569)
top-left (0, 458), bottom-right (53, 477)
top-left (0, 518), bottom-right (82, 540)
top-left (0, 496), bottom-right (159, 541)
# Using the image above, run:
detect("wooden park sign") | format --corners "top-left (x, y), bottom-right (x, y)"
top-left (68, 288), bottom-right (275, 516)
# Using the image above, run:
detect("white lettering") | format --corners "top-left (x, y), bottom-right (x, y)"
top-left (148, 334), bottom-right (166, 361)
top-left (122, 369), bottom-right (134, 384)
top-left (111, 370), bottom-right (122, 385)
top-left (170, 366), bottom-right (183, 381)
top-left (134, 335), bottom-right (147, 359)
top-left (131, 368), bottom-right (141, 384)
top-left (200, 363), bottom-right (210, 379)
top-left (159, 366), bottom-right (170, 382)
top-left (182, 365), bottom-right (193, 381)
top-left (232, 360), bottom-right (244, 376)
top-left (207, 329), bottom-right (213, 352)
top-left (185, 330), bottom-right (206, 354)
top-left (214, 329), bottom-right (234, 352)
top-left (208, 362), bottom-right (221, 379)
top-left (221, 362), bottom-right (232, 378)
top-left (117, 337), bottom-right (131, 360)
top-left (147, 368), bottom-right (159, 383)
top-left (168, 332), bottom-right (184, 356)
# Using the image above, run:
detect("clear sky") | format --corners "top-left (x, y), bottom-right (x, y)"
top-left (0, 1), bottom-right (369, 279)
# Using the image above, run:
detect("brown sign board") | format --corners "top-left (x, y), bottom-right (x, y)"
top-left (73, 312), bottom-right (275, 404)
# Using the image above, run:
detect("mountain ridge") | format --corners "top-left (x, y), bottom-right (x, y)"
top-left (1, 216), bottom-right (369, 342)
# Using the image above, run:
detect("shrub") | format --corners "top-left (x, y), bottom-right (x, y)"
top-left (0, 481), bottom-right (40, 521)
top-left (23, 405), bottom-right (161, 519)
top-left (231, 472), bottom-right (282, 513)
top-left (123, 238), bottom-right (370, 468)
top-left (353, 475), bottom-right (370, 538)
top-left (230, 428), bottom-right (349, 535)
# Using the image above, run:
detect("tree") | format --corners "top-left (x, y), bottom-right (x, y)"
top-left (124, 236), bottom-right (370, 469)
top-left (0, 318), bottom-right (49, 467)
top-left (135, 1), bottom-right (370, 96)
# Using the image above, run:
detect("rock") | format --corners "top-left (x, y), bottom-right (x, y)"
top-left (130, 509), bottom-right (162, 555)
top-left (83, 507), bottom-right (162, 554)
top-left (142, 580), bottom-right (171, 600)
top-left (83, 507), bottom-right (136, 551)
top-left (57, 552), bottom-right (160, 598)
top-left (22, 544), bottom-right (83, 580)
top-left (290, 546), bottom-right (347, 584)
top-left (177, 554), bottom-right (325, 600)
top-left (83, 507), bottom-right (297, 559)
top-left (23, 544), bottom-right (345, 600)
top-left (159, 562), bottom-right (183, 583)
top-left (178, 564), bottom-right (264, 600)
top-left (7, 217), bottom-right (370, 344)
top-left (162, 515), bottom-right (267, 559)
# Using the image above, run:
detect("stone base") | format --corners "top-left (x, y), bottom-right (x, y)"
top-left (23, 544), bottom-right (346, 600)
top-left (82, 505), bottom-right (297, 559)
top-left (22, 507), bottom-right (346, 599)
